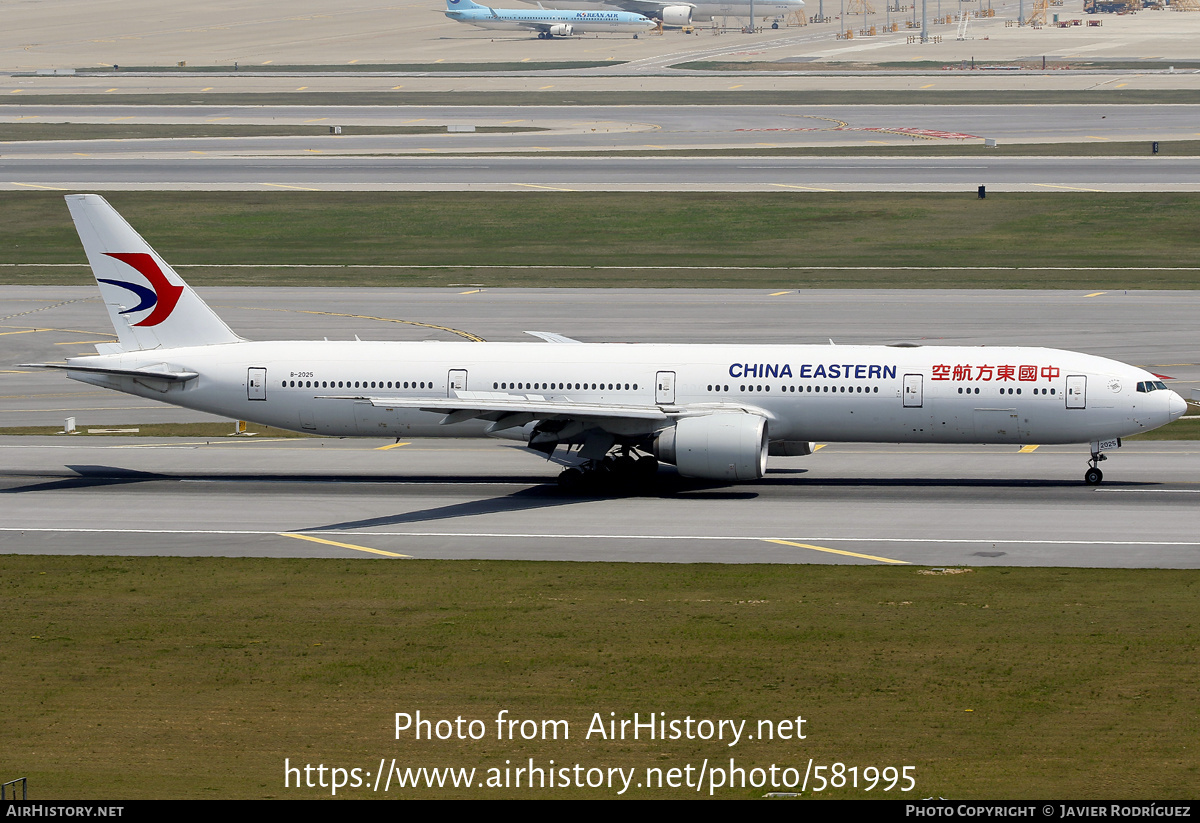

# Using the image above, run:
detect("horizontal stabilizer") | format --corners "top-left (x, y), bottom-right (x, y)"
top-left (524, 331), bottom-right (584, 344)
top-left (19, 363), bottom-right (198, 382)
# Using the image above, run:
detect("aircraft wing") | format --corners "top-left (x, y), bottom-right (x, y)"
top-left (318, 390), bottom-right (767, 429)
top-left (321, 390), bottom-right (673, 425)
top-left (588, 0), bottom-right (696, 14)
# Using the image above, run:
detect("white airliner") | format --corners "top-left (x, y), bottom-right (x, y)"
top-left (25, 195), bottom-right (1186, 488)
top-left (518, 0), bottom-right (805, 26)
top-left (444, 0), bottom-right (656, 36)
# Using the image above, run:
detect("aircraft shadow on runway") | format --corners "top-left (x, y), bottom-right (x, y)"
top-left (1, 466), bottom-right (1162, 536)
top-left (307, 480), bottom-right (763, 531)
top-left (0, 466), bottom-right (170, 494)
top-left (298, 474), bottom-right (1162, 531)
top-left (0, 465), bottom-right (1159, 499)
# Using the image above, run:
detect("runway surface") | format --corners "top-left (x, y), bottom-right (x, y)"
top-left (1, 436), bottom-right (1197, 566)
top-left (1, 287), bottom-right (1196, 567)
top-left (5, 103), bottom-right (1197, 191)
top-left (6, 103), bottom-right (1199, 147)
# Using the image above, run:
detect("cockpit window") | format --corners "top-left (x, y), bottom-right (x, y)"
top-left (1154, 381), bottom-right (1168, 391)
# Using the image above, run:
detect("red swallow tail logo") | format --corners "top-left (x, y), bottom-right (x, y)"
top-left (99, 253), bottom-right (184, 327)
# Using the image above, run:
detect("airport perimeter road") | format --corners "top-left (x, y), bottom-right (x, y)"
top-left (4, 155), bottom-right (1199, 191)
top-left (1, 436), bottom-right (1197, 567)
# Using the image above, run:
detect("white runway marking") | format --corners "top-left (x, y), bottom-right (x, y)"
top-left (1094, 488), bottom-right (1200, 494)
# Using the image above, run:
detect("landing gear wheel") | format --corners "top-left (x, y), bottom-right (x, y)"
top-left (772, 21), bottom-right (779, 28)
top-left (635, 455), bottom-right (659, 478)
top-left (557, 467), bottom-right (585, 489)
top-left (611, 455), bottom-right (639, 477)
top-left (558, 449), bottom-right (659, 493)
top-left (1084, 467), bottom-right (1103, 485)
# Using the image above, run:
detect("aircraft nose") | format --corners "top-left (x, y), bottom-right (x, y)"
top-left (1168, 391), bottom-right (1187, 421)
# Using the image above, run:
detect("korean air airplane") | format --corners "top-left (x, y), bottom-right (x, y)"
top-left (444, 0), bottom-right (656, 37)
top-left (25, 195), bottom-right (1187, 488)
top-left (515, 0), bottom-right (805, 27)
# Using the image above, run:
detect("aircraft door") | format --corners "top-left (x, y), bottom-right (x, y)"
top-left (1066, 375), bottom-right (1086, 409)
top-left (656, 371), bottom-right (676, 404)
top-left (448, 369), bottom-right (467, 396)
top-left (903, 373), bottom-right (923, 408)
top-left (248, 367), bottom-right (267, 401)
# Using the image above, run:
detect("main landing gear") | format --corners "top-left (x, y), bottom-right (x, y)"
top-left (557, 449), bottom-right (659, 491)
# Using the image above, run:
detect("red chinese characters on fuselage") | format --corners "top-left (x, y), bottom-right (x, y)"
top-left (932, 364), bottom-right (1061, 382)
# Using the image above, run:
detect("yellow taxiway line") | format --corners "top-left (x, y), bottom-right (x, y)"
top-left (765, 539), bottom-right (908, 565)
top-left (279, 532), bottom-right (410, 558)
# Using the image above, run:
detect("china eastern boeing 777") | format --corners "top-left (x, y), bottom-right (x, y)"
top-left (25, 195), bottom-right (1187, 487)
top-left (444, 0), bottom-right (656, 37)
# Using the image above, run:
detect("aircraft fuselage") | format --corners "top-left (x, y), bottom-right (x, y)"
top-left (65, 340), bottom-right (1180, 446)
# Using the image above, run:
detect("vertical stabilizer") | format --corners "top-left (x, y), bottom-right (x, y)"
top-left (66, 194), bottom-right (242, 351)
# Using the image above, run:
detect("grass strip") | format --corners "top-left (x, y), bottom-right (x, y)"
top-left (1123, 415), bottom-right (1200, 440)
top-left (1, 557), bottom-right (1196, 798)
top-left (67, 61), bottom-right (625, 73)
top-left (0, 124), bottom-right (544, 142)
top-left (3, 192), bottom-right (1199, 289)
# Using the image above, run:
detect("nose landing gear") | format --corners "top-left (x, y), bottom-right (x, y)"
top-left (1084, 438), bottom-right (1119, 485)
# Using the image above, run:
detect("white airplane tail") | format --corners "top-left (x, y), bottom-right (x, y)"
top-left (66, 194), bottom-right (242, 352)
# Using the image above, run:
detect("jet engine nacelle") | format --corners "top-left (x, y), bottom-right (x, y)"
top-left (660, 5), bottom-right (694, 25)
top-left (653, 413), bottom-right (768, 481)
top-left (768, 440), bottom-right (817, 456)
top-left (549, 23), bottom-right (574, 35)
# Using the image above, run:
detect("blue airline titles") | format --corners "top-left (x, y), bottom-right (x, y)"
top-left (22, 195), bottom-right (1188, 490)
top-left (444, 0), bottom-right (656, 36)
top-left (729, 363), bottom-right (897, 380)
